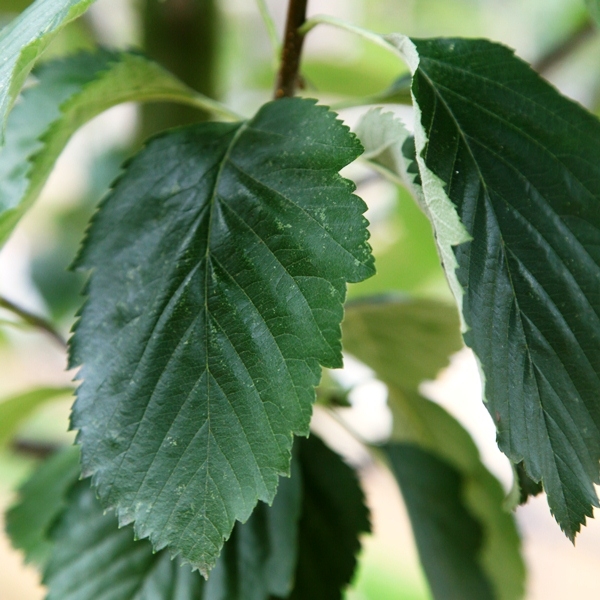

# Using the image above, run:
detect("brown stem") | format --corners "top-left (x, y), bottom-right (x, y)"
top-left (274, 0), bottom-right (309, 99)
top-left (533, 18), bottom-right (596, 74)
top-left (0, 295), bottom-right (67, 349)
top-left (11, 439), bottom-right (61, 460)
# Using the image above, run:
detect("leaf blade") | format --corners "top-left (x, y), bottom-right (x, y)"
top-left (0, 0), bottom-right (95, 141)
top-left (0, 49), bottom-right (229, 246)
top-left (342, 296), bottom-right (525, 600)
top-left (70, 97), bottom-right (374, 573)
top-left (401, 36), bottom-right (600, 539)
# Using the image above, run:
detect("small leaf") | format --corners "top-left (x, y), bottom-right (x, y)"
top-left (0, 0), bottom-right (96, 141)
top-left (514, 461), bottom-right (544, 505)
top-left (0, 49), bottom-right (227, 246)
top-left (287, 435), bottom-right (370, 600)
top-left (384, 443), bottom-right (495, 600)
top-left (0, 386), bottom-right (73, 448)
top-left (392, 35), bottom-right (600, 540)
top-left (70, 97), bottom-right (374, 573)
top-left (5, 446), bottom-right (80, 566)
top-left (342, 296), bottom-right (525, 600)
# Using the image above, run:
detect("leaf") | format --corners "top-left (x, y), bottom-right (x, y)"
top-left (391, 35), bottom-right (600, 539)
top-left (384, 443), bottom-right (495, 600)
top-left (0, 0), bottom-right (96, 141)
top-left (343, 295), bottom-right (462, 392)
top-left (5, 446), bottom-right (80, 566)
top-left (69, 97), bottom-right (374, 574)
top-left (0, 386), bottom-right (73, 448)
top-left (43, 480), bottom-right (207, 600)
top-left (0, 49), bottom-right (228, 246)
top-left (342, 296), bottom-right (525, 600)
top-left (287, 435), bottom-right (370, 600)
top-left (10, 450), bottom-right (301, 600)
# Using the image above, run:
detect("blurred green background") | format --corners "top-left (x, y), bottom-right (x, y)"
top-left (1, 0), bottom-right (600, 598)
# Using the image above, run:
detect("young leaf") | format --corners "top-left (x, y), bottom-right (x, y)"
top-left (5, 446), bottom-right (80, 566)
top-left (0, 386), bottom-right (72, 447)
top-left (385, 443), bottom-right (495, 600)
top-left (392, 35), bottom-right (600, 540)
top-left (70, 97), bottom-right (374, 574)
top-left (0, 0), bottom-right (96, 140)
top-left (0, 49), bottom-right (235, 246)
top-left (342, 296), bottom-right (525, 600)
top-left (286, 435), bottom-right (370, 600)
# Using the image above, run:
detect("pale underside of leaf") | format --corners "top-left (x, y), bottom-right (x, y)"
top-left (70, 97), bottom-right (373, 573)
top-left (0, 49), bottom-right (225, 247)
top-left (0, 0), bottom-right (96, 141)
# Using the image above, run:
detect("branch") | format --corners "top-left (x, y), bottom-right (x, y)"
top-left (274, 0), bottom-right (308, 99)
top-left (0, 295), bottom-right (67, 349)
top-left (11, 439), bottom-right (62, 460)
top-left (533, 18), bottom-right (596, 74)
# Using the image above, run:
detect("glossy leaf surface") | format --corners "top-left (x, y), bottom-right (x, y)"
top-left (0, 50), bottom-right (223, 246)
top-left (342, 296), bottom-right (524, 600)
top-left (70, 97), bottom-right (373, 573)
top-left (0, 0), bottom-right (95, 140)
top-left (402, 36), bottom-right (600, 539)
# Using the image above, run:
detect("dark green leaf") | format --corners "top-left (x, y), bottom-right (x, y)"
top-left (5, 446), bottom-right (80, 566)
top-left (400, 36), bottom-right (600, 539)
top-left (0, 386), bottom-right (72, 447)
top-left (11, 453), bottom-right (301, 599)
top-left (287, 435), bottom-right (370, 600)
top-left (342, 296), bottom-right (524, 600)
top-left (0, 0), bottom-right (96, 140)
top-left (514, 461), bottom-right (544, 505)
top-left (384, 443), bottom-right (494, 600)
top-left (43, 480), bottom-right (207, 600)
top-left (70, 97), bottom-right (374, 573)
top-left (0, 49), bottom-right (229, 246)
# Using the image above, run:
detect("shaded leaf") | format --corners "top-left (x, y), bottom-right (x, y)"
top-left (0, 386), bottom-right (72, 447)
top-left (5, 446), bottom-right (80, 566)
top-left (11, 451), bottom-right (301, 600)
top-left (0, 0), bottom-right (95, 140)
top-left (342, 296), bottom-right (525, 600)
top-left (0, 49), bottom-right (227, 246)
top-left (586, 0), bottom-right (600, 26)
top-left (69, 97), bottom-right (374, 573)
top-left (514, 461), bottom-right (544, 506)
top-left (287, 435), bottom-right (370, 600)
top-left (394, 35), bottom-right (600, 539)
top-left (385, 443), bottom-right (494, 600)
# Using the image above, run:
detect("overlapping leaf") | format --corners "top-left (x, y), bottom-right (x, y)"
top-left (389, 35), bottom-right (600, 539)
top-left (7, 444), bottom-right (301, 600)
top-left (385, 444), bottom-right (495, 600)
top-left (0, 49), bottom-right (228, 246)
top-left (70, 97), bottom-right (374, 573)
top-left (287, 435), bottom-right (370, 600)
top-left (0, 0), bottom-right (96, 139)
top-left (5, 446), bottom-right (80, 566)
top-left (342, 296), bottom-right (525, 600)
